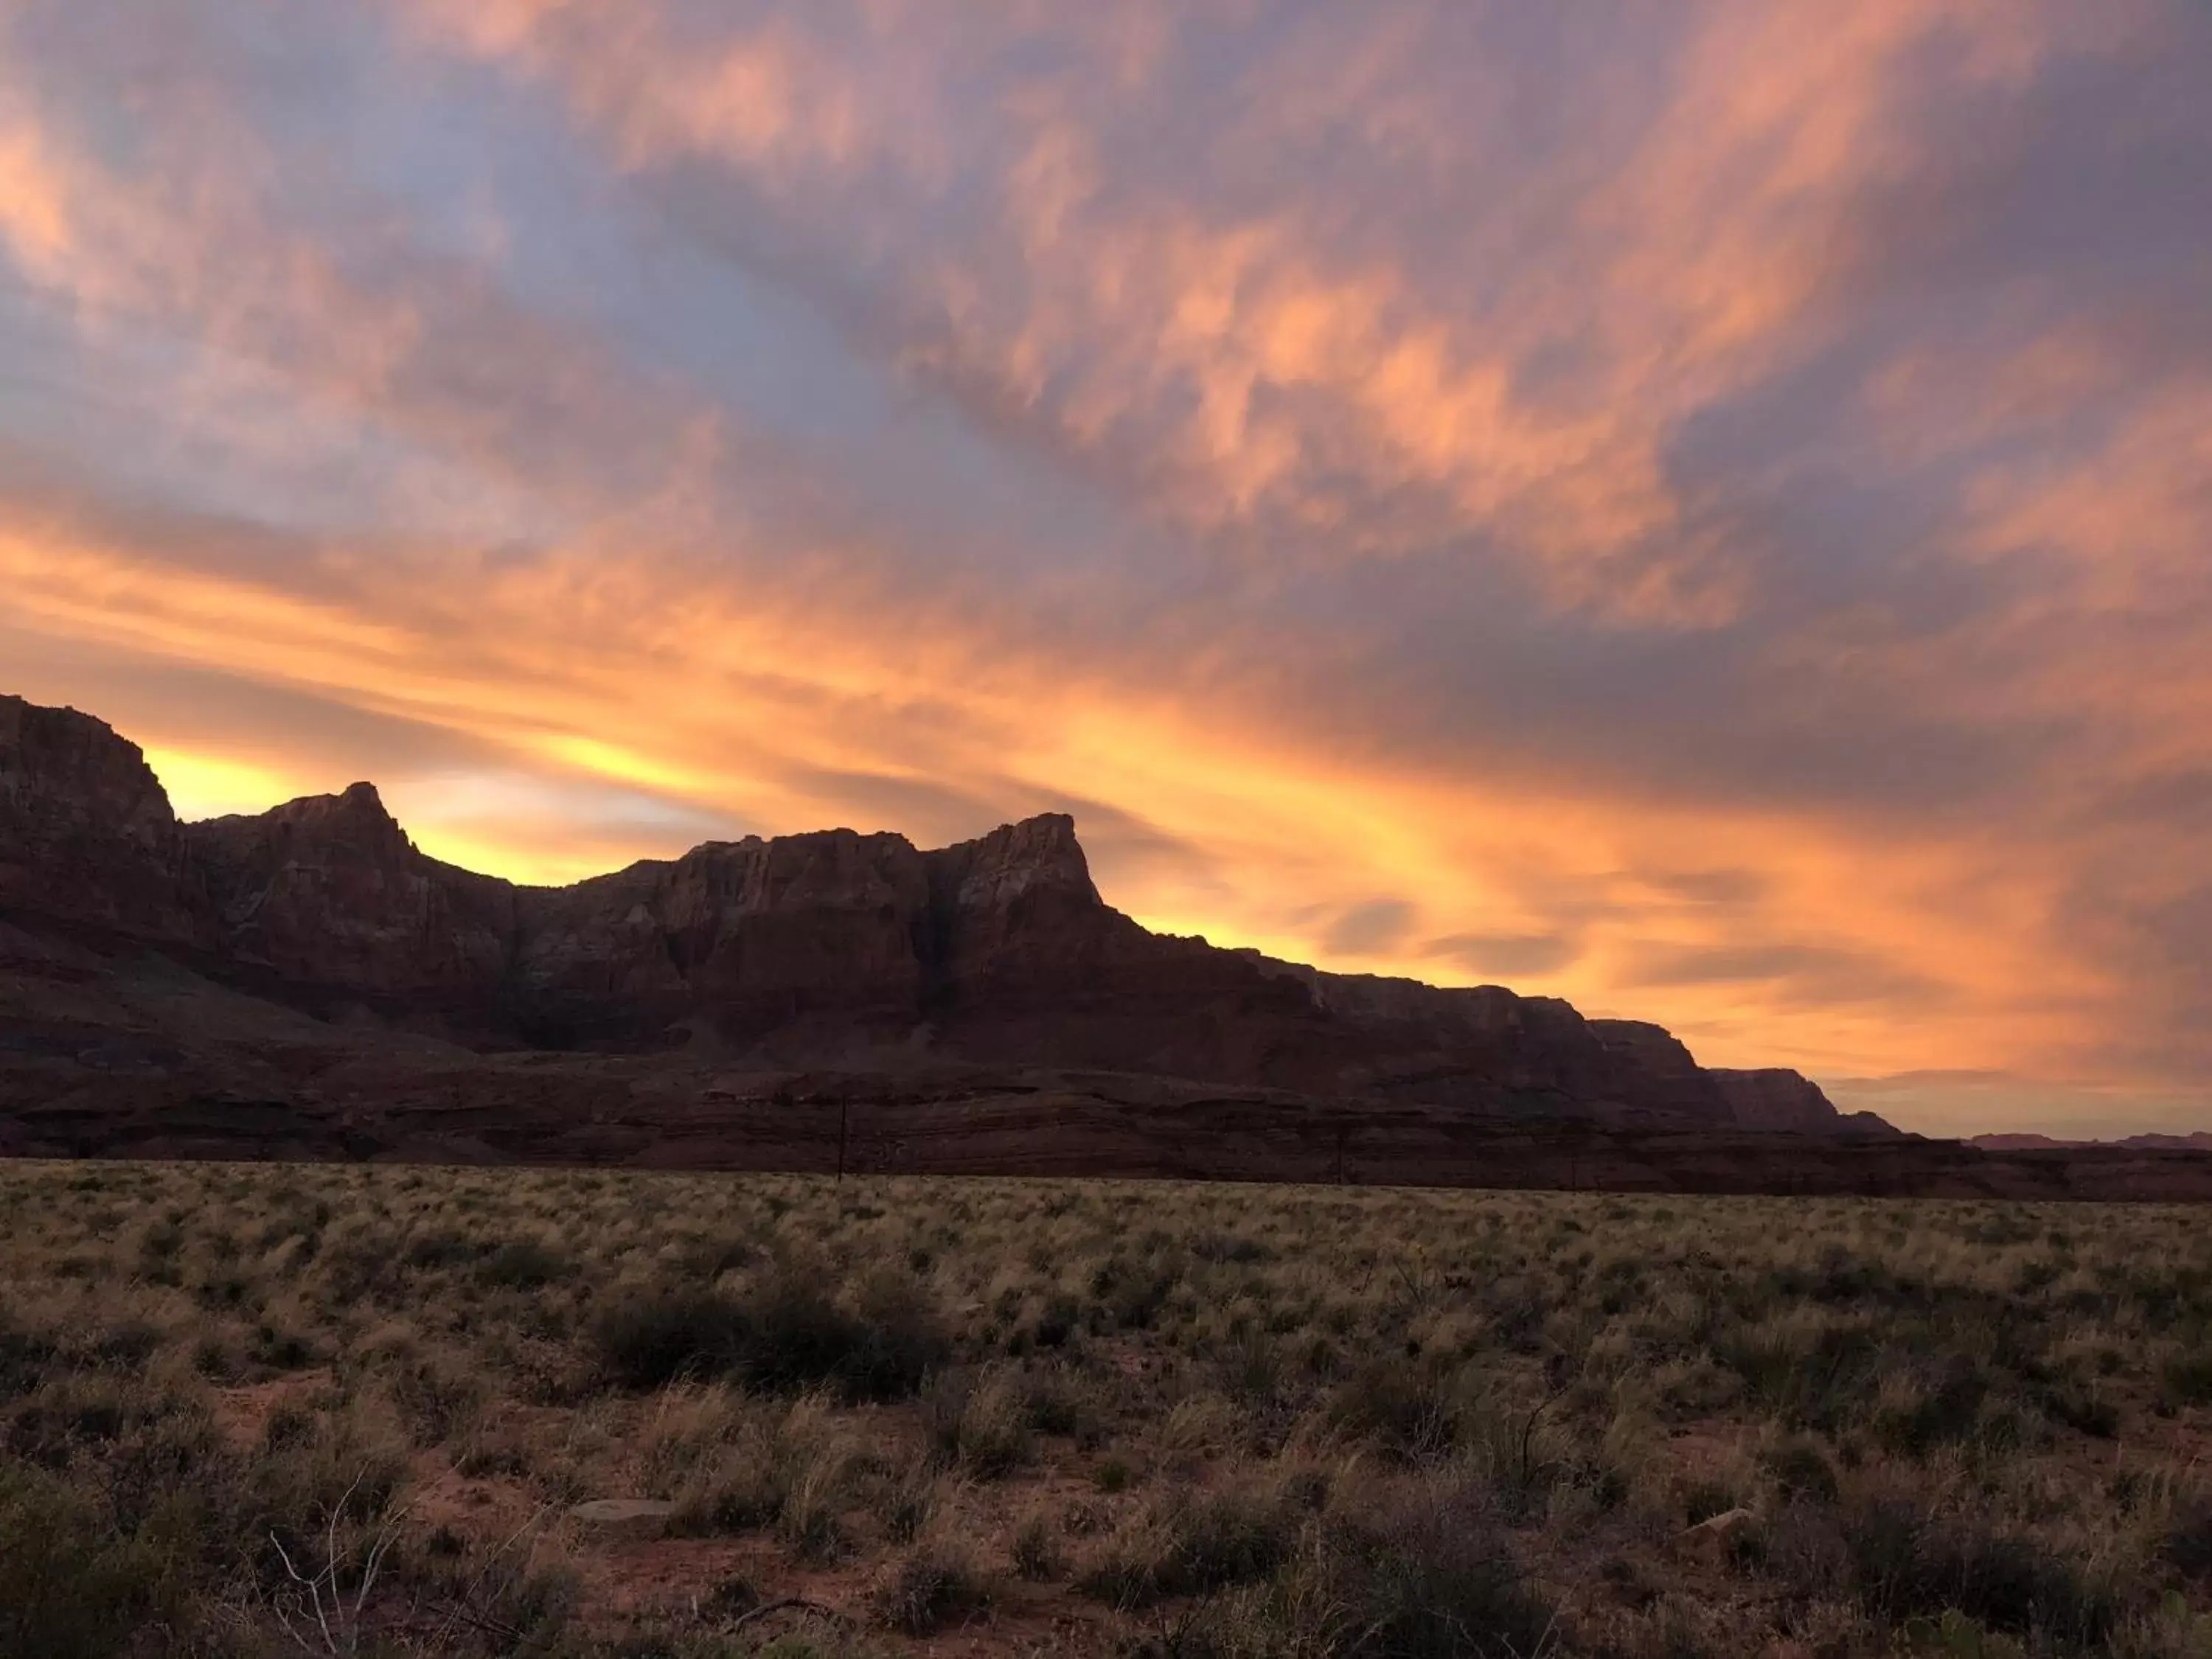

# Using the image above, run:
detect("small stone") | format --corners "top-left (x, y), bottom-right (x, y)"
top-left (570, 1498), bottom-right (676, 1541)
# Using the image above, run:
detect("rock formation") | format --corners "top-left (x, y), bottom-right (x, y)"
top-left (1, 691), bottom-right (1887, 1138)
top-left (190, 783), bottom-right (517, 1020)
top-left (1708, 1068), bottom-right (1899, 1138)
top-left (0, 697), bottom-right (204, 945)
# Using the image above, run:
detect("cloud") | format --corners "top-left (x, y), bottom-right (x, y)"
top-left (1426, 933), bottom-right (1583, 979)
top-left (0, 0), bottom-right (2209, 1132)
top-left (1321, 899), bottom-right (1417, 959)
top-left (1623, 943), bottom-right (1945, 1009)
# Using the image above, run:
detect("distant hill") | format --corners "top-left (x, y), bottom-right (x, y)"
top-left (1970, 1130), bottom-right (2212, 1152)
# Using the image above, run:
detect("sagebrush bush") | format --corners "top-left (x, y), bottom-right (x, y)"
top-left (920, 1366), bottom-right (1032, 1478)
top-left (1321, 1475), bottom-right (1558, 1659)
top-left (476, 1238), bottom-right (574, 1288)
top-left (1079, 1482), bottom-right (1297, 1608)
top-left (1838, 1495), bottom-right (2122, 1646)
top-left (0, 1464), bottom-right (161, 1659)
top-left (591, 1287), bottom-right (753, 1391)
top-left (1175, 1472), bottom-right (1557, 1659)
top-left (1329, 1354), bottom-right (1461, 1461)
top-left (591, 1266), bottom-right (945, 1400)
top-left (873, 1539), bottom-right (989, 1635)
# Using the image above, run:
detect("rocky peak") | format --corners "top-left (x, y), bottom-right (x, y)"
top-left (192, 781), bottom-right (414, 872)
top-left (182, 782), bottom-right (515, 1012)
top-left (931, 813), bottom-right (1099, 912)
top-left (920, 813), bottom-right (1128, 1004)
top-left (1708, 1067), bottom-right (1898, 1137)
top-left (1586, 1019), bottom-right (1733, 1124)
top-left (0, 695), bottom-right (178, 845)
top-left (0, 695), bottom-right (201, 941)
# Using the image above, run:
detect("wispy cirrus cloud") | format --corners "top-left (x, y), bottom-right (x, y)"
top-left (1, 0), bottom-right (2209, 1132)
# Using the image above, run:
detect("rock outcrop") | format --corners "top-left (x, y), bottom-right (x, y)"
top-left (512, 830), bottom-right (935, 1051)
top-left (189, 783), bottom-right (518, 1021)
top-left (1, 690), bottom-right (1857, 1130)
top-left (0, 697), bottom-right (205, 945)
top-left (1708, 1068), bottom-right (1899, 1138)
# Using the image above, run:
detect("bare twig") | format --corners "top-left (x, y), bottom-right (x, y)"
top-left (426, 1499), bottom-right (556, 1649)
top-left (263, 1468), bottom-right (413, 1657)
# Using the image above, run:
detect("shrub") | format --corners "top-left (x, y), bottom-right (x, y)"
top-left (2036, 1382), bottom-right (2119, 1439)
top-left (1683, 1478), bottom-right (1739, 1525)
top-left (1713, 1318), bottom-right (1881, 1429)
top-left (1841, 1498), bottom-right (2122, 1646)
top-left (2168, 1492), bottom-right (2212, 1583)
top-left (0, 1321), bottom-right (58, 1399)
top-left (476, 1239), bottom-right (573, 1288)
top-left (1761, 1438), bottom-right (1840, 1504)
top-left (1877, 1358), bottom-right (1991, 1458)
top-left (920, 1368), bottom-right (1032, 1478)
top-left (1306, 1472), bottom-right (1555, 1659)
top-left (874, 1541), bottom-right (988, 1635)
top-left (2161, 1345), bottom-right (2212, 1407)
top-left (0, 1464), bottom-right (159, 1659)
top-left (880, 1460), bottom-right (937, 1545)
top-left (590, 1269), bottom-right (945, 1401)
top-left (1021, 1371), bottom-right (1088, 1437)
top-left (1088, 1253), bottom-right (1183, 1331)
top-left (592, 1288), bottom-right (753, 1390)
top-left (1011, 1512), bottom-right (1062, 1581)
top-left (1079, 1484), bottom-right (1296, 1609)
top-left (755, 1270), bottom-right (946, 1401)
top-left (1190, 1231), bottom-right (1275, 1266)
top-left (400, 1228), bottom-right (483, 1270)
top-left (1029, 1293), bottom-right (1081, 1349)
top-left (1329, 1357), bottom-right (1459, 1461)
top-left (387, 1357), bottom-right (484, 1447)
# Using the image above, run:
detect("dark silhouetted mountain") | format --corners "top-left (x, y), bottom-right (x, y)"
top-left (3, 690), bottom-right (2052, 1184)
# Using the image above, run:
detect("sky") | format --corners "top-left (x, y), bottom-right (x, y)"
top-left (1, 1), bottom-right (2209, 1137)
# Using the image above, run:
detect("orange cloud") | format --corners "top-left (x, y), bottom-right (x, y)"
top-left (0, 115), bottom-right (69, 273)
top-left (0, 496), bottom-right (2125, 1093)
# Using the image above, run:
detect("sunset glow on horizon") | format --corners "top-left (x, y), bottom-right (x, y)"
top-left (4, 1), bottom-right (2210, 1136)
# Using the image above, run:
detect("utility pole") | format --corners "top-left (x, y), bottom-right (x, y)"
top-left (836, 1098), bottom-right (849, 1183)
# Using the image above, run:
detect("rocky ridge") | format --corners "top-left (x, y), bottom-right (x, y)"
top-left (0, 692), bottom-right (1922, 1169)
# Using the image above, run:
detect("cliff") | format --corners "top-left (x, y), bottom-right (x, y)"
top-left (1708, 1067), bottom-right (1902, 1138)
top-left (1, 691), bottom-right (1875, 1133)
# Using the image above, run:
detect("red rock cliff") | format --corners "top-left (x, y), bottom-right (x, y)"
top-left (0, 690), bottom-right (1857, 1126)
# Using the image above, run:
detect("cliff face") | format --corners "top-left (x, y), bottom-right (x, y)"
top-left (0, 698), bottom-right (205, 945)
top-left (1708, 1067), bottom-right (1899, 1138)
top-left (0, 692), bottom-right (1859, 1127)
top-left (189, 783), bottom-right (518, 1019)
top-left (512, 830), bottom-right (935, 1050)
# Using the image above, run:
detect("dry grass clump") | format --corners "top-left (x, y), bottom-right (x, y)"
top-left (591, 1265), bottom-right (945, 1400)
top-left (1077, 1476), bottom-right (1302, 1609)
top-left (2, 1161), bottom-right (2212, 1654)
top-left (872, 1535), bottom-right (990, 1635)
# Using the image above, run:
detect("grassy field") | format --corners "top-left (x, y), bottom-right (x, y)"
top-left (4, 1164), bottom-right (2212, 1658)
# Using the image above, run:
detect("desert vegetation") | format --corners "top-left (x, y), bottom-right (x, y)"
top-left (3, 1163), bottom-right (2211, 1657)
